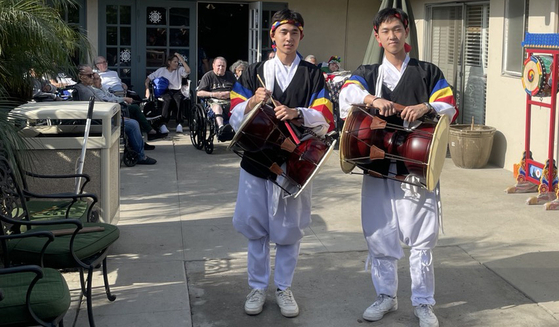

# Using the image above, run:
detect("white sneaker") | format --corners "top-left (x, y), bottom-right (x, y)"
top-left (176, 124), bottom-right (183, 133)
top-left (275, 288), bottom-right (299, 317)
top-left (414, 304), bottom-right (439, 327)
top-left (159, 124), bottom-right (169, 134)
top-left (363, 294), bottom-right (398, 321)
top-left (244, 289), bottom-right (266, 315)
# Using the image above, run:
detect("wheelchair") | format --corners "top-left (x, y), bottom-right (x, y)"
top-left (189, 98), bottom-right (234, 154)
top-left (142, 79), bottom-right (192, 132)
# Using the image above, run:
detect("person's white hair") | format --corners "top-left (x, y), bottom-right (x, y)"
top-left (230, 60), bottom-right (248, 73)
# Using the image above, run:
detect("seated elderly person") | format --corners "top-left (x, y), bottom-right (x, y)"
top-left (144, 52), bottom-right (191, 134)
top-left (320, 56), bottom-right (342, 74)
top-left (91, 73), bottom-right (162, 143)
top-left (94, 55), bottom-right (142, 101)
top-left (196, 56), bottom-right (237, 140)
top-left (230, 60), bottom-right (248, 79)
top-left (93, 56), bottom-right (126, 94)
top-left (74, 64), bottom-right (156, 165)
top-left (304, 54), bottom-right (317, 66)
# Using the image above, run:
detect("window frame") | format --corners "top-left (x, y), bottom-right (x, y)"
top-left (502, 0), bottom-right (529, 77)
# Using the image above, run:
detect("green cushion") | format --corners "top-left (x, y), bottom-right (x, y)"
top-left (0, 268), bottom-right (70, 326)
top-left (8, 223), bottom-right (120, 268)
top-left (25, 199), bottom-right (90, 222)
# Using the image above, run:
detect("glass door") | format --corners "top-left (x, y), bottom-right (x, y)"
top-left (98, 0), bottom-right (196, 94)
top-left (140, 2), bottom-right (196, 80)
top-left (248, 2), bottom-right (287, 64)
top-left (248, 2), bottom-right (262, 64)
top-left (99, 2), bottom-right (136, 89)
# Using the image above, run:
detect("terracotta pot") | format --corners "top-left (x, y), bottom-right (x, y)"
top-left (448, 124), bottom-right (496, 168)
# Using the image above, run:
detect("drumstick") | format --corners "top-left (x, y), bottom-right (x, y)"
top-left (256, 74), bottom-right (301, 145)
top-left (365, 102), bottom-right (405, 112)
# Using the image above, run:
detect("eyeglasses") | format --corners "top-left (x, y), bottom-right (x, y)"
top-left (81, 73), bottom-right (94, 78)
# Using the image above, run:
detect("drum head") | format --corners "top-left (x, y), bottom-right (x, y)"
top-left (292, 139), bottom-right (337, 198)
top-left (522, 55), bottom-right (551, 96)
top-left (227, 101), bottom-right (263, 150)
top-left (339, 107), bottom-right (357, 173)
top-left (425, 115), bottom-right (450, 191)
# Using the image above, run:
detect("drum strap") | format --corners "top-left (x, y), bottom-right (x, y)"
top-left (375, 65), bottom-right (384, 98)
top-left (232, 149), bottom-right (295, 196)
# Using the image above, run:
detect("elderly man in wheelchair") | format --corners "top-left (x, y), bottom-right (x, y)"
top-left (195, 56), bottom-right (237, 144)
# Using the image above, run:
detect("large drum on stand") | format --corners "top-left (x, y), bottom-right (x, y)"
top-left (339, 104), bottom-right (450, 191)
top-left (229, 102), bottom-right (336, 198)
top-left (522, 55), bottom-right (556, 97)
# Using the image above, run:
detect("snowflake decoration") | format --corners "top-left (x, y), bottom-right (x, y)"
top-left (149, 10), bottom-right (163, 24)
top-left (120, 49), bottom-right (131, 63)
top-left (179, 54), bottom-right (188, 66)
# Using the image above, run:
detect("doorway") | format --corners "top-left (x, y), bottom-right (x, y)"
top-left (197, 3), bottom-right (249, 79)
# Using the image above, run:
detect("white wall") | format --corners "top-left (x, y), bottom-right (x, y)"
top-left (485, 0), bottom-right (558, 171)
top-left (412, 0), bottom-right (559, 171)
top-left (87, 0), bottom-right (99, 60)
top-left (286, 0), bottom-right (380, 71)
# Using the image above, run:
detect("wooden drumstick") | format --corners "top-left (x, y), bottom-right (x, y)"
top-left (256, 74), bottom-right (279, 108)
top-left (256, 74), bottom-right (301, 144)
top-left (365, 101), bottom-right (405, 112)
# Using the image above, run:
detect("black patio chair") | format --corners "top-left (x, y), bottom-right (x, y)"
top-left (0, 151), bottom-right (120, 327)
top-left (0, 221), bottom-right (71, 327)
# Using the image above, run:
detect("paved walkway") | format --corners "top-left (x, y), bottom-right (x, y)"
top-left (62, 130), bottom-right (559, 327)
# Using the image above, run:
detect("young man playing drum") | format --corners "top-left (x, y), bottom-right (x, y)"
top-left (229, 9), bottom-right (333, 318)
top-left (338, 8), bottom-right (456, 327)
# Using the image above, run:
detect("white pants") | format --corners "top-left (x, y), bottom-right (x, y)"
top-left (233, 168), bottom-right (312, 290)
top-left (362, 175), bottom-right (440, 306)
top-left (247, 236), bottom-right (301, 290)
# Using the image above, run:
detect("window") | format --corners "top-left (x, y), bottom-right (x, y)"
top-left (426, 3), bottom-right (490, 124)
top-left (502, 0), bottom-right (529, 75)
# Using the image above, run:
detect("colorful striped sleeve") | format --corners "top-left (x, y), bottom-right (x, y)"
top-left (429, 79), bottom-right (455, 106)
top-left (341, 74), bottom-right (369, 93)
top-left (309, 87), bottom-right (334, 132)
top-left (429, 78), bottom-right (458, 122)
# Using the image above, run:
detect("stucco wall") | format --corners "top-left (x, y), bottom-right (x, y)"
top-left (87, 0), bottom-right (99, 56)
top-left (286, 0), bottom-right (380, 71)
top-left (485, 0), bottom-right (558, 171)
top-left (412, 0), bottom-right (559, 171)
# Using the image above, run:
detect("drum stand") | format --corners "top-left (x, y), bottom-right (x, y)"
top-left (506, 33), bottom-right (559, 210)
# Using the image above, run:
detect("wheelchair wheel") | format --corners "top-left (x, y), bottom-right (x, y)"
top-left (190, 104), bottom-right (206, 150)
top-left (205, 139), bottom-right (214, 154)
top-left (204, 111), bottom-right (216, 154)
top-left (122, 149), bottom-right (139, 167)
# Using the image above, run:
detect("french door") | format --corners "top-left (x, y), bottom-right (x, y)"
top-left (98, 1), bottom-right (196, 93)
top-left (247, 2), bottom-right (288, 64)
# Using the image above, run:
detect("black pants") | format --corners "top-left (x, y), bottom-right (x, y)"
top-left (161, 89), bottom-right (183, 124)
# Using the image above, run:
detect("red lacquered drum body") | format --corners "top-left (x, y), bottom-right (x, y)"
top-left (228, 102), bottom-right (289, 152)
top-left (229, 102), bottom-right (337, 198)
top-left (340, 105), bottom-right (449, 191)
